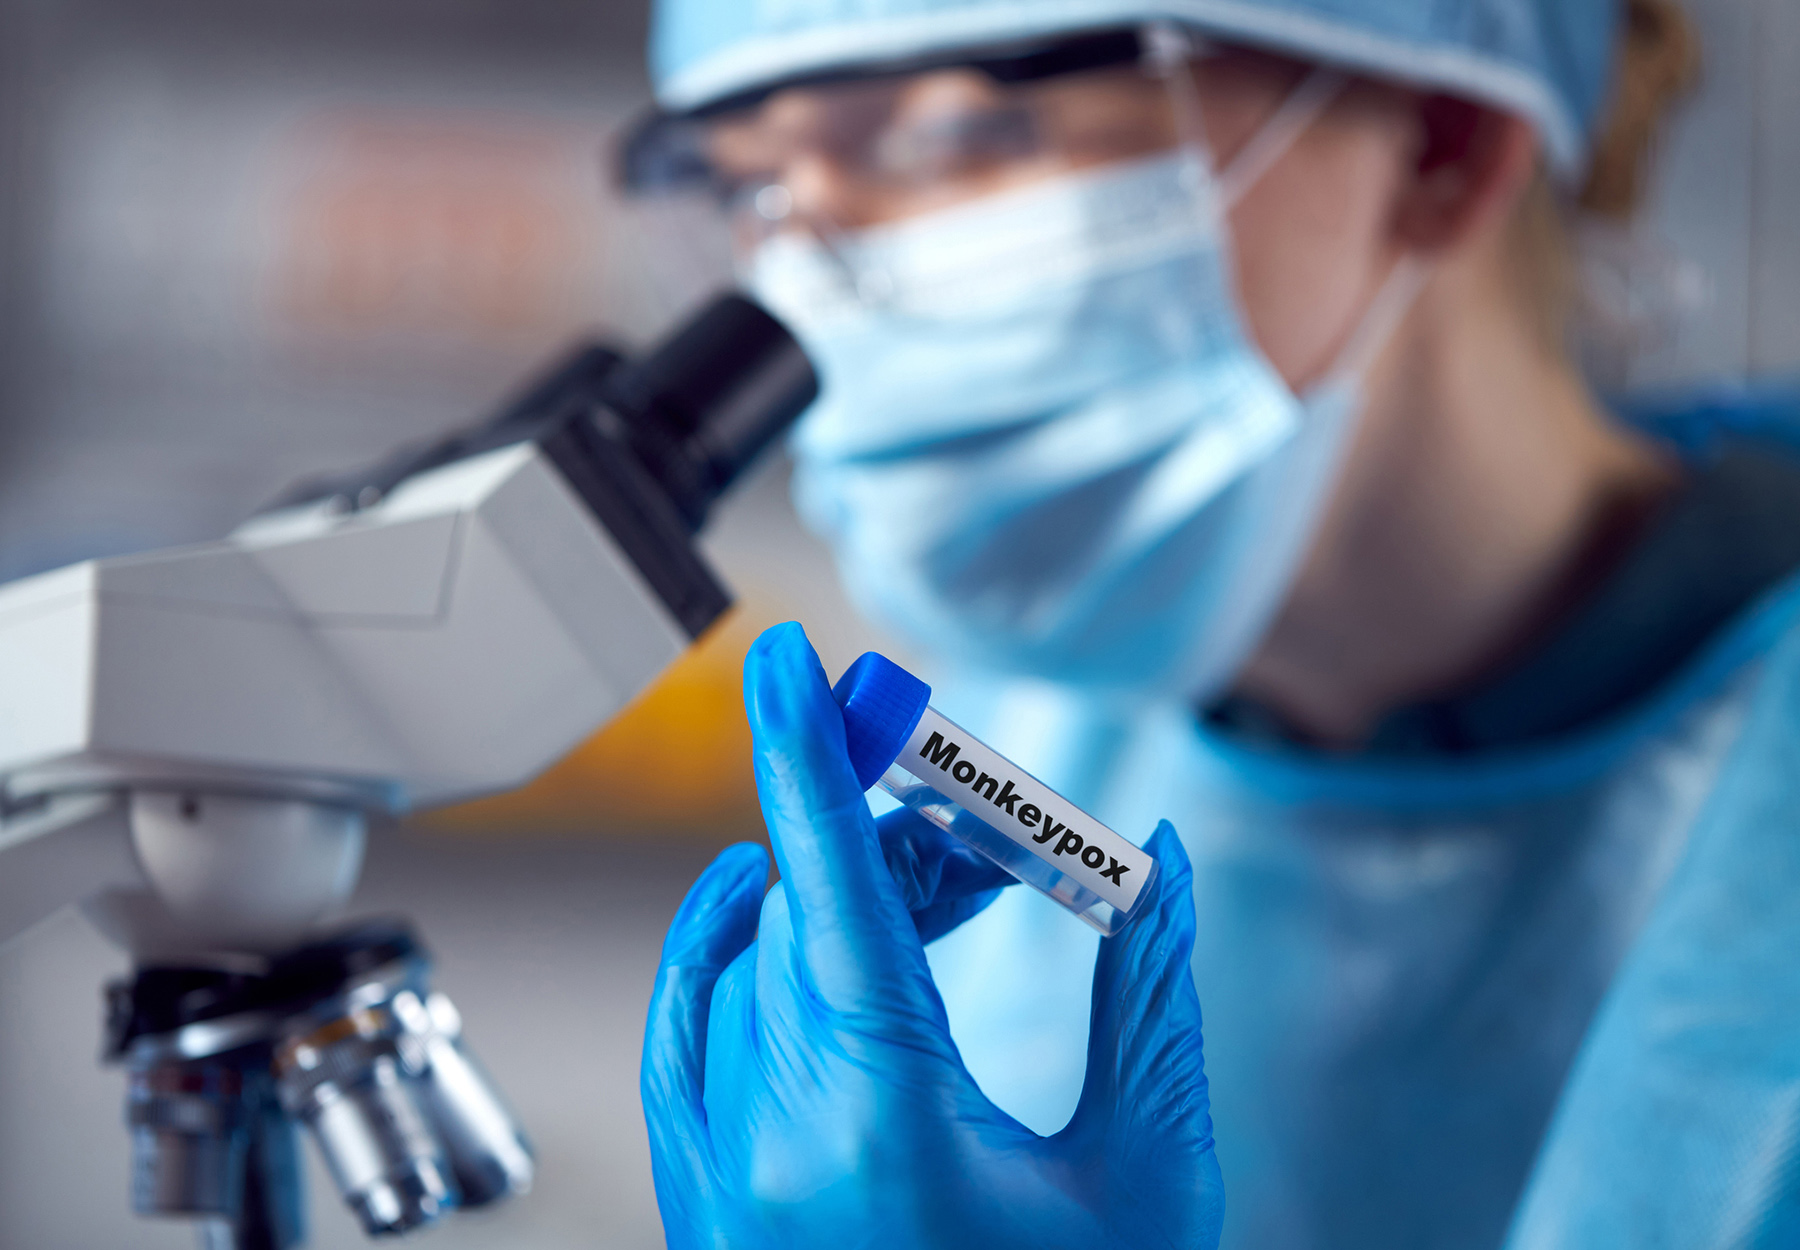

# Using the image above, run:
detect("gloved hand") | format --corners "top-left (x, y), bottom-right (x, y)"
top-left (874, 803), bottom-right (1012, 944)
top-left (641, 622), bottom-right (1224, 1250)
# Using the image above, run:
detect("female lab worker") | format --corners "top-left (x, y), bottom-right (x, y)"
top-left (631, 0), bottom-right (1800, 1246)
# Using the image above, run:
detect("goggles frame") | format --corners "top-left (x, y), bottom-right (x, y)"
top-left (618, 27), bottom-right (1150, 196)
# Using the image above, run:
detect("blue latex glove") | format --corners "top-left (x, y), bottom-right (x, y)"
top-left (875, 805), bottom-right (1011, 944)
top-left (641, 622), bottom-right (1224, 1249)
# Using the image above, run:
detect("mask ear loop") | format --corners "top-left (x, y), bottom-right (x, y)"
top-left (1311, 255), bottom-right (1432, 399)
top-left (1137, 26), bottom-right (1426, 394)
top-left (1140, 22), bottom-right (1347, 209)
top-left (1215, 68), bottom-right (1349, 206)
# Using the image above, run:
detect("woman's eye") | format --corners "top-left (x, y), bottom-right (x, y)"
top-left (873, 107), bottom-right (1039, 180)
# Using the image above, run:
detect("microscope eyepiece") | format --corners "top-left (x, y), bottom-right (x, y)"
top-left (603, 294), bottom-right (820, 529)
top-left (258, 291), bottom-right (817, 537)
top-left (252, 290), bottom-right (818, 642)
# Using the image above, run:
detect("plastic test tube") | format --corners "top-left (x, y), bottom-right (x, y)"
top-left (832, 652), bottom-right (1158, 936)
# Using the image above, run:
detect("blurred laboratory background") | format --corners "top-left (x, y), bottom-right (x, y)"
top-left (0, 0), bottom-right (1794, 1246)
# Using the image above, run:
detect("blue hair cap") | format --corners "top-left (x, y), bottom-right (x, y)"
top-left (649, 0), bottom-right (1620, 179)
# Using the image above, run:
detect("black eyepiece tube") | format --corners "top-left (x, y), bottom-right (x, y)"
top-left (254, 293), bottom-right (817, 539)
top-left (605, 294), bottom-right (820, 529)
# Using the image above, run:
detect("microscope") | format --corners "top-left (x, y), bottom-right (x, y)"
top-left (0, 294), bottom-right (817, 1247)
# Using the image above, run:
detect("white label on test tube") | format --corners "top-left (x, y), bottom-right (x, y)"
top-left (901, 708), bottom-right (1152, 915)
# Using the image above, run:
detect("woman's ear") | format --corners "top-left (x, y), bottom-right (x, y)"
top-left (1392, 95), bottom-right (1539, 252)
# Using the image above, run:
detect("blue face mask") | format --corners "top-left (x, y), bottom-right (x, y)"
top-left (751, 80), bottom-right (1418, 698)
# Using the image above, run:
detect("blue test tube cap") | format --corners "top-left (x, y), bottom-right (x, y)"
top-left (832, 652), bottom-right (932, 790)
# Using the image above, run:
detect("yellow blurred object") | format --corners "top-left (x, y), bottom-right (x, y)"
top-left (421, 609), bottom-right (766, 839)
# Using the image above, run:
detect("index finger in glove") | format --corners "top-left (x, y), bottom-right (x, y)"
top-left (743, 622), bottom-right (936, 1010)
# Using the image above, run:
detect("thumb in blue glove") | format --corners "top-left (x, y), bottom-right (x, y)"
top-left (641, 622), bottom-right (1224, 1249)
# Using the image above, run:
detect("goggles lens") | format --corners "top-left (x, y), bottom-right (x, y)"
top-left (706, 61), bottom-right (1183, 241)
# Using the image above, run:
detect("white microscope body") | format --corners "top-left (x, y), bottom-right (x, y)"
top-left (0, 294), bottom-right (815, 1247)
top-left (0, 436), bottom-right (690, 955)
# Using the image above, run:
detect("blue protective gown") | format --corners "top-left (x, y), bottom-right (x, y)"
top-left (926, 400), bottom-right (1800, 1250)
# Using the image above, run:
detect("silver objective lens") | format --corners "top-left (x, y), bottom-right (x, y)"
top-left (396, 989), bottom-right (534, 1206)
top-left (273, 1004), bottom-right (456, 1235)
top-left (106, 968), bottom-right (306, 1250)
top-left (268, 921), bottom-right (533, 1236)
top-left (126, 1058), bottom-right (249, 1216)
top-left (108, 922), bottom-right (531, 1245)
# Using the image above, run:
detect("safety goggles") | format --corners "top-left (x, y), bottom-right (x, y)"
top-left (619, 28), bottom-right (1216, 248)
top-left (624, 29), bottom-right (1145, 188)
top-left (617, 26), bottom-right (1346, 321)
